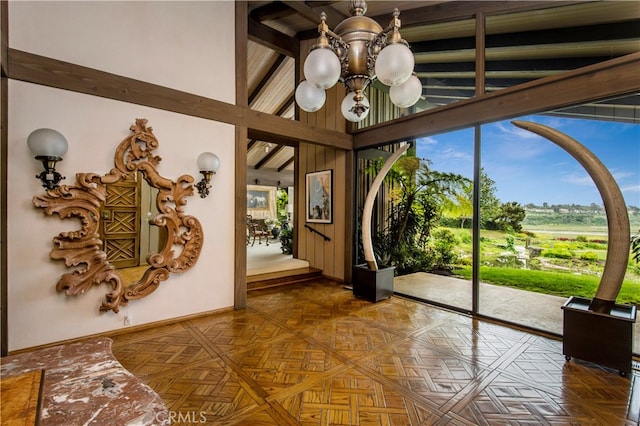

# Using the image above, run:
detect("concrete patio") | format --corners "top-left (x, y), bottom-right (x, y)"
top-left (394, 272), bottom-right (640, 353)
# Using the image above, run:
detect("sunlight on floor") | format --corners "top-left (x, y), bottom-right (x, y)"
top-left (247, 239), bottom-right (309, 275)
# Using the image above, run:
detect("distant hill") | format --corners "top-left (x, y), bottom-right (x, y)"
top-left (523, 204), bottom-right (640, 230)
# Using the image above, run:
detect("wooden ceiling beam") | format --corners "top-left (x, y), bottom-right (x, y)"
top-left (246, 111), bottom-right (352, 150)
top-left (274, 94), bottom-right (295, 117)
top-left (249, 54), bottom-right (286, 105)
top-left (278, 156), bottom-right (294, 172)
top-left (250, 2), bottom-right (296, 22)
top-left (247, 168), bottom-right (294, 188)
top-left (254, 144), bottom-right (285, 169)
top-left (282, 1), bottom-right (347, 29)
top-left (248, 17), bottom-right (297, 57)
top-left (377, 1), bottom-right (585, 28)
top-left (7, 48), bottom-right (351, 150)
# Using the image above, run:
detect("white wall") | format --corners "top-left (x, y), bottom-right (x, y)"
top-left (9, 1), bottom-right (235, 102)
top-left (7, 1), bottom-right (236, 351)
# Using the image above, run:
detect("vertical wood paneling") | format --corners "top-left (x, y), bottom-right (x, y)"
top-left (326, 83), bottom-right (338, 131)
top-left (296, 38), bottom-right (350, 282)
top-left (299, 40), bottom-right (314, 129)
top-left (325, 83), bottom-right (345, 132)
top-left (293, 143), bottom-right (308, 259)
top-left (358, 85), bottom-right (404, 129)
top-left (312, 144), bottom-right (323, 267)
top-left (325, 149), bottom-right (350, 278)
top-left (322, 147), bottom-right (332, 277)
top-left (303, 143), bottom-right (315, 262)
top-left (297, 140), bottom-right (350, 281)
top-left (343, 149), bottom-right (354, 281)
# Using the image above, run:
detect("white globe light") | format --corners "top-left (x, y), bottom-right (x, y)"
top-left (341, 92), bottom-right (370, 123)
top-left (295, 80), bottom-right (326, 112)
top-left (375, 43), bottom-right (414, 86)
top-left (303, 48), bottom-right (341, 90)
top-left (27, 128), bottom-right (68, 158)
top-left (197, 152), bottom-right (220, 172)
top-left (389, 74), bottom-right (422, 108)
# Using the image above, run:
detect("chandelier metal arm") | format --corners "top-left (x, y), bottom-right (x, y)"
top-left (297, 2), bottom-right (420, 122)
top-left (324, 31), bottom-right (348, 57)
top-left (311, 11), bottom-right (350, 78)
top-left (313, 12), bottom-right (346, 50)
top-left (373, 8), bottom-right (409, 49)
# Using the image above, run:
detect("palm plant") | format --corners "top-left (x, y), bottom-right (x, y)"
top-left (368, 154), bottom-right (469, 274)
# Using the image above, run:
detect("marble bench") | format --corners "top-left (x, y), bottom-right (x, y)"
top-left (1, 337), bottom-right (169, 425)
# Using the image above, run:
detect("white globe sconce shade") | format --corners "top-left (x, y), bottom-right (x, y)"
top-left (295, 80), bottom-right (326, 113)
top-left (27, 128), bottom-right (68, 158)
top-left (27, 128), bottom-right (69, 190)
top-left (389, 74), bottom-right (423, 108)
top-left (374, 43), bottom-right (414, 87)
top-left (303, 47), bottom-right (341, 90)
top-left (197, 152), bottom-right (220, 173)
top-left (196, 152), bottom-right (220, 199)
top-left (341, 92), bottom-right (370, 123)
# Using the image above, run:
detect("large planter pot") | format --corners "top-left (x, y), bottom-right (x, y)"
top-left (562, 296), bottom-right (637, 376)
top-left (352, 265), bottom-right (395, 302)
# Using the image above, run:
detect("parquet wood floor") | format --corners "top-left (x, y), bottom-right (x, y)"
top-left (111, 279), bottom-right (640, 425)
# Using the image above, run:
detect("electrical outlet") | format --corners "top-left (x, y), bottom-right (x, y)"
top-left (124, 315), bottom-right (132, 326)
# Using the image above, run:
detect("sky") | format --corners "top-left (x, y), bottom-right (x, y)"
top-left (416, 115), bottom-right (640, 208)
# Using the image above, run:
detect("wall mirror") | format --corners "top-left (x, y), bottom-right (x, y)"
top-left (33, 118), bottom-right (203, 313)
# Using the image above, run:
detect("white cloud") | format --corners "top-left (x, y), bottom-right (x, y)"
top-left (417, 136), bottom-right (438, 146)
top-left (562, 171), bottom-right (595, 186)
top-left (611, 170), bottom-right (636, 182)
top-left (438, 147), bottom-right (471, 161)
top-left (621, 183), bottom-right (640, 193)
top-left (495, 122), bottom-right (540, 140)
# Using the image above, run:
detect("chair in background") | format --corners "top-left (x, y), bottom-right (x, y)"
top-left (246, 215), bottom-right (270, 246)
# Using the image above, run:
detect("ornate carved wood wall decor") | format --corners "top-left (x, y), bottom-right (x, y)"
top-left (33, 118), bottom-right (204, 313)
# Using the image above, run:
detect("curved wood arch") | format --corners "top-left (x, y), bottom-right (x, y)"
top-left (512, 120), bottom-right (630, 313)
top-left (33, 118), bottom-right (203, 313)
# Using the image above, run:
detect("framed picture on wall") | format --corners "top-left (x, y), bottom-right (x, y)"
top-left (247, 189), bottom-right (270, 210)
top-left (305, 169), bottom-right (332, 224)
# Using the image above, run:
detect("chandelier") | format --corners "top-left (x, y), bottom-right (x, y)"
top-left (295, 0), bottom-right (422, 123)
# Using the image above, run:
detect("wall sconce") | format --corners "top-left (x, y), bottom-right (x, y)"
top-left (195, 152), bottom-right (220, 198)
top-left (27, 128), bottom-right (68, 190)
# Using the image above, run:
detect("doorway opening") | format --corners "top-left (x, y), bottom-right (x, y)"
top-left (246, 141), bottom-right (308, 277)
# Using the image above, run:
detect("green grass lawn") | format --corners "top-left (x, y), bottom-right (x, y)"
top-left (453, 265), bottom-right (640, 305)
top-left (429, 224), bottom-right (640, 306)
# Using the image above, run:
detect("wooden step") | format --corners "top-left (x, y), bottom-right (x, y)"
top-left (247, 267), bottom-right (322, 291)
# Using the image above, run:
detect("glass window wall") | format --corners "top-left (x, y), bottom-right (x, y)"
top-left (355, 93), bottom-right (640, 351)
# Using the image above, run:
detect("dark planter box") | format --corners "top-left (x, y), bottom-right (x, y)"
top-left (352, 264), bottom-right (395, 302)
top-left (562, 296), bottom-right (636, 376)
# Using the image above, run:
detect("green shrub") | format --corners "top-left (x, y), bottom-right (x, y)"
top-left (579, 251), bottom-right (599, 262)
top-left (542, 247), bottom-right (574, 259)
top-left (584, 242), bottom-right (607, 250)
top-left (279, 226), bottom-right (293, 254)
top-left (505, 234), bottom-right (515, 252)
top-left (576, 235), bottom-right (588, 242)
top-left (457, 255), bottom-right (472, 266)
top-left (432, 228), bottom-right (459, 270)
